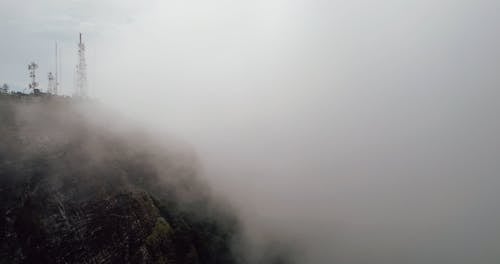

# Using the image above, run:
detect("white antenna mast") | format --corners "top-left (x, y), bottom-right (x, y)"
top-left (75, 33), bottom-right (88, 97)
top-left (55, 42), bottom-right (59, 95)
top-left (48, 72), bottom-right (55, 94)
top-left (28, 62), bottom-right (39, 94)
top-left (47, 42), bottom-right (59, 95)
top-left (59, 43), bottom-right (62, 95)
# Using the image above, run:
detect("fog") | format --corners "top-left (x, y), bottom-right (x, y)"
top-left (89, 0), bottom-right (500, 263)
top-left (13, 0), bottom-right (500, 263)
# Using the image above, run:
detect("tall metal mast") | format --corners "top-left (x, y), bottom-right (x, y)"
top-left (28, 62), bottom-right (39, 94)
top-left (54, 42), bottom-right (59, 95)
top-left (47, 42), bottom-right (59, 95)
top-left (75, 33), bottom-right (87, 97)
top-left (48, 72), bottom-right (55, 94)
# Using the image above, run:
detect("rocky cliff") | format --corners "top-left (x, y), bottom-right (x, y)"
top-left (0, 94), bottom-right (239, 264)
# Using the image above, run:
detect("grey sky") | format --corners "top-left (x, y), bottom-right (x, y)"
top-left (0, 0), bottom-right (151, 91)
top-left (2, 0), bottom-right (500, 263)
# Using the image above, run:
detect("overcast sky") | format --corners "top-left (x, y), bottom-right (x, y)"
top-left (0, 0), bottom-right (151, 91)
top-left (2, 1), bottom-right (500, 263)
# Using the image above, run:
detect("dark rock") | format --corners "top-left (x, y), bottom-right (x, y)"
top-left (0, 94), bottom-right (239, 264)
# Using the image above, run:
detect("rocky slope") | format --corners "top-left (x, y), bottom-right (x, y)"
top-left (0, 94), bottom-right (239, 264)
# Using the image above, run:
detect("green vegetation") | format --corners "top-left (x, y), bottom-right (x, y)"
top-left (146, 218), bottom-right (173, 249)
top-left (0, 94), bottom-right (240, 264)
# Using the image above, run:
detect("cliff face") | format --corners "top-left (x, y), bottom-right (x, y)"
top-left (0, 94), bottom-right (238, 264)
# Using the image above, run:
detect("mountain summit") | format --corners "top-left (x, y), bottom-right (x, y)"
top-left (0, 94), bottom-right (238, 264)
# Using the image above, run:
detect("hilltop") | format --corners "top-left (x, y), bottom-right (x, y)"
top-left (0, 94), bottom-right (239, 264)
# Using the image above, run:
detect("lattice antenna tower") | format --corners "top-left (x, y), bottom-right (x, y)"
top-left (54, 42), bottom-right (59, 95)
top-left (47, 42), bottom-right (59, 95)
top-left (75, 33), bottom-right (87, 97)
top-left (48, 72), bottom-right (55, 94)
top-left (28, 62), bottom-right (39, 93)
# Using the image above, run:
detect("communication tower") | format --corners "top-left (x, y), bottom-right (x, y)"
top-left (48, 72), bottom-right (55, 94)
top-left (28, 62), bottom-right (39, 94)
top-left (49, 42), bottom-right (60, 95)
top-left (75, 33), bottom-right (87, 97)
top-left (54, 42), bottom-right (59, 95)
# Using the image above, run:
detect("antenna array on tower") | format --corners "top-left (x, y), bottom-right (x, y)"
top-left (28, 62), bottom-right (39, 94)
top-left (46, 42), bottom-right (60, 95)
top-left (47, 72), bottom-right (55, 94)
top-left (75, 33), bottom-right (88, 97)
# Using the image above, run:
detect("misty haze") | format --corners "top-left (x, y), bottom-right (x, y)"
top-left (1, 1), bottom-right (500, 263)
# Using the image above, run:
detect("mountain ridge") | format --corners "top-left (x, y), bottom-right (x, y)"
top-left (0, 94), bottom-right (239, 264)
